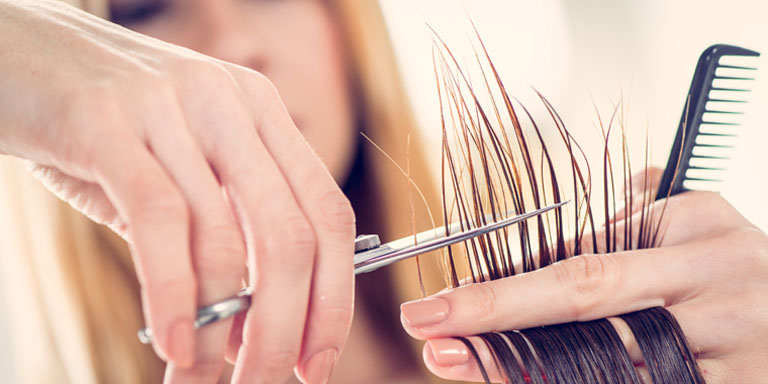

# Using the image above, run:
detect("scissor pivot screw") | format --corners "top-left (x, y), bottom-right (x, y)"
top-left (354, 234), bottom-right (381, 252)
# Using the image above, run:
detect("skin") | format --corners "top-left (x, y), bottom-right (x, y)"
top-left (2, 0), bottom-right (766, 383)
top-left (0, 0), bottom-right (357, 383)
top-left (401, 170), bottom-right (768, 383)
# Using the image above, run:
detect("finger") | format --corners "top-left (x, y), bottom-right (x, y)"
top-left (695, 359), bottom-right (727, 384)
top-left (91, 128), bottom-right (196, 368)
top-left (694, 357), bottom-right (768, 384)
top-left (226, 311), bottom-right (247, 365)
top-left (422, 328), bottom-right (674, 383)
top-left (421, 316), bottom-right (645, 371)
top-left (607, 317), bottom-right (644, 364)
top-left (423, 330), bottom-right (657, 384)
top-left (610, 167), bottom-right (665, 223)
top-left (401, 238), bottom-right (725, 340)
top-left (236, 72), bottom-right (355, 383)
top-left (667, 282), bottom-right (765, 359)
top-left (580, 190), bottom-right (752, 253)
top-left (138, 95), bottom-right (246, 382)
top-left (422, 337), bottom-right (503, 383)
top-left (201, 98), bottom-right (315, 383)
top-left (634, 365), bottom-right (653, 384)
top-left (630, 167), bottom-right (664, 196)
top-left (227, 139), bottom-right (314, 384)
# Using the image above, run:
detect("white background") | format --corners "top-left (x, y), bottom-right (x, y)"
top-left (380, 0), bottom-right (768, 231)
top-left (1, 1), bottom-right (767, 382)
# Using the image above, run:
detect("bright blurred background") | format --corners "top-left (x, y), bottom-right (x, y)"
top-left (1, 0), bottom-right (766, 382)
top-left (379, 0), bottom-right (768, 232)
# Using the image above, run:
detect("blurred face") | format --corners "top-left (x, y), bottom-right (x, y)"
top-left (109, 0), bottom-right (357, 182)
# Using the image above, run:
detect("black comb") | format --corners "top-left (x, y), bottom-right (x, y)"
top-left (656, 44), bottom-right (760, 199)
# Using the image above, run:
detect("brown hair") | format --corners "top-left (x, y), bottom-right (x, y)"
top-left (432, 30), bottom-right (703, 383)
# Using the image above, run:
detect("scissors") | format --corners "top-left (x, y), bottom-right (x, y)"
top-left (138, 200), bottom-right (568, 344)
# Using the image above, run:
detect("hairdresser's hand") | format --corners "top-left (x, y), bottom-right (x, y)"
top-left (401, 183), bottom-right (768, 382)
top-left (0, 1), bottom-right (355, 383)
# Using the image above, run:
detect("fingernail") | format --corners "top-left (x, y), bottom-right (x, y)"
top-left (168, 319), bottom-right (195, 368)
top-left (428, 339), bottom-right (469, 366)
top-left (636, 366), bottom-right (652, 384)
top-left (303, 348), bottom-right (337, 384)
top-left (401, 297), bottom-right (449, 327)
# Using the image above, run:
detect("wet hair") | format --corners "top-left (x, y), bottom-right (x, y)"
top-left (428, 25), bottom-right (704, 383)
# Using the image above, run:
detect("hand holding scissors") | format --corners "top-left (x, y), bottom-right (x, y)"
top-left (138, 200), bottom-right (568, 344)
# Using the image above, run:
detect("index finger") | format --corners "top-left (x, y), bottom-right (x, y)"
top-left (400, 237), bottom-right (725, 340)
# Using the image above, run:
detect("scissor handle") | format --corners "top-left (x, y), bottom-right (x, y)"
top-left (137, 288), bottom-right (252, 344)
top-left (137, 201), bottom-right (568, 343)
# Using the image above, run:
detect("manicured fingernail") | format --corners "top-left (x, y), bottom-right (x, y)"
top-left (636, 366), bottom-right (652, 384)
top-left (169, 319), bottom-right (195, 368)
top-left (303, 348), bottom-right (337, 384)
top-left (401, 297), bottom-right (449, 327)
top-left (428, 339), bottom-right (469, 366)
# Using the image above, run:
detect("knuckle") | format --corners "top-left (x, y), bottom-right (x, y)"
top-left (144, 76), bottom-right (178, 101)
top-left (195, 222), bottom-right (247, 277)
top-left (245, 70), bottom-right (273, 89)
top-left (553, 255), bottom-right (617, 320)
top-left (468, 283), bottom-right (498, 325)
top-left (202, 62), bottom-right (237, 88)
top-left (317, 187), bottom-right (356, 235)
top-left (242, 70), bottom-right (276, 96)
top-left (132, 187), bottom-right (189, 226)
top-left (144, 275), bottom-right (195, 300)
top-left (280, 216), bottom-right (317, 255)
top-left (259, 215), bottom-right (317, 270)
top-left (681, 190), bottom-right (724, 211)
top-left (727, 227), bottom-right (768, 271)
top-left (583, 231), bottom-right (607, 254)
top-left (174, 59), bottom-right (239, 95)
top-left (259, 349), bottom-right (299, 379)
top-left (175, 58), bottom-right (223, 78)
top-left (314, 301), bottom-right (354, 331)
top-left (240, 71), bottom-right (280, 116)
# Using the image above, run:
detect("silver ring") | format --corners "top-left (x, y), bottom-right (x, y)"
top-left (137, 288), bottom-right (253, 344)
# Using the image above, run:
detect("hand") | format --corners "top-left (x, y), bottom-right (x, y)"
top-left (0, 1), bottom-right (355, 383)
top-left (401, 188), bottom-right (768, 383)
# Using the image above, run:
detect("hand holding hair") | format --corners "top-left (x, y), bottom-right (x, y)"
top-left (0, 1), bottom-right (355, 383)
top-left (401, 182), bottom-right (768, 383)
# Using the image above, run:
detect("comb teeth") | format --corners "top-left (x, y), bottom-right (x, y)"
top-left (683, 52), bottom-right (759, 192)
top-left (658, 45), bottom-right (760, 198)
top-left (717, 64), bottom-right (757, 71)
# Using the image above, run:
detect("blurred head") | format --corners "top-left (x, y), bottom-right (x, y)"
top-left (109, 0), bottom-right (357, 182)
top-left (2, 1), bottom-right (446, 382)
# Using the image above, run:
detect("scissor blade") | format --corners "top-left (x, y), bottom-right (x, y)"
top-left (377, 208), bottom-right (519, 253)
top-left (354, 200), bottom-right (569, 274)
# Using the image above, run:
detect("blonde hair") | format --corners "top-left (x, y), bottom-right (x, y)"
top-left (0, 0), bottom-right (447, 382)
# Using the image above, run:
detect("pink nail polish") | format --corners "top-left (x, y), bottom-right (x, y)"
top-left (168, 319), bottom-right (195, 368)
top-left (303, 348), bottom-right (337, 384)
top-left (400, 297), bottom-right (449, 327)
top-left (428, 339), bottom-right (469, 366)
